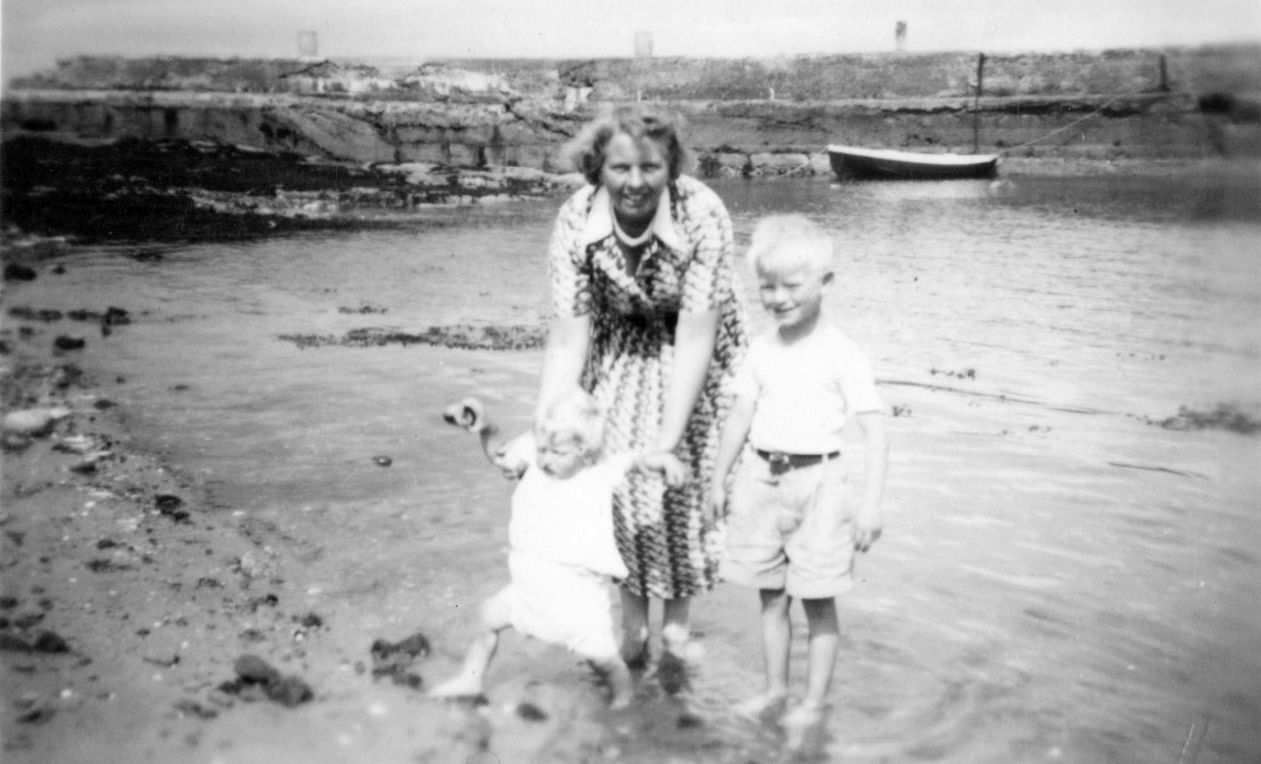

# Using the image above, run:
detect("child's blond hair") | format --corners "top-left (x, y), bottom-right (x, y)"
top-left (537, 390), bottom-right (605, 459)
top-left (747, 214), bottom-right (834, 276)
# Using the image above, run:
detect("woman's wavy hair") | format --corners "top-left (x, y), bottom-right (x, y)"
top-left (563, 104), bottom-right (690, 186)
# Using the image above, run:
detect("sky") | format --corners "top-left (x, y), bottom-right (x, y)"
top-left (3, 0), bottom-right (1260, 80)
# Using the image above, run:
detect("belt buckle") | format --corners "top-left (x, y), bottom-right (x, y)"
top-left (767, 451), bottom-right (792, 476)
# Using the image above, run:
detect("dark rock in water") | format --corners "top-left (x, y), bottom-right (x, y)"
top-left (31, 630), bottom-right (71, 653)
top-left (370, 632), bottom-right (431, 688)
top-left (676, 712), bottom-right (704, 729)
top-left (4, 263), bottom-right (37, 281)
top-left (516, 701), bottom-right (548, 721)
top-left (265, 675), bottom-right (315, 707)
top-left (154, 494), bottom-right (190, 522)
top-left (8, 306), bottom-right (64, 322)
top-left (234, 654), bottom-right (282, 684)
top-left (1157, 403), bottom-right (1261, 434)
top-left (226, 654), bottom-right (315, 707)
top-left (277, 323), bottom-right (547, 351)
top-left (0, 633), bottom-right (33, 652)
top-left (53, 335), bottom-right (86, 351)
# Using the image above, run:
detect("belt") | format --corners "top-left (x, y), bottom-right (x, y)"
top-left (755, 449), bottom-right (840, 475)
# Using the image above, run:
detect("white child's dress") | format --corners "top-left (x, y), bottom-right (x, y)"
top-left (500, 454), bottom-right (632, 660)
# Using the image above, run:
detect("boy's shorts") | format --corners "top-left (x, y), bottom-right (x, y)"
top-left (497, 552), bottom-right (619, 660)
top-left (722, 451), bottom-right (854, 599)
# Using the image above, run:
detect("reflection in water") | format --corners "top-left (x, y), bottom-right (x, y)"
top-left (15, 167), bottom-right (1261, 762)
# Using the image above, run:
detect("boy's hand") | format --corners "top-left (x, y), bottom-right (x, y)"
top-left (638, 451), bottom-right (688, 488)
top-left (854, 505), bottom-right (882, 552)
top-left (492, 431), bottom-right (534, 480)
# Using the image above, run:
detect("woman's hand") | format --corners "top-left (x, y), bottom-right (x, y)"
top-left (706, 482), bottom-right (727, 526)
top-left (637, 451), bottom-right (688, 488)
top-left (492, 431), bottom-right (534, 480)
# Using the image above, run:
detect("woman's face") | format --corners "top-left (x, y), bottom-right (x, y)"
top-left (599, 132), bottom-right (670, 228)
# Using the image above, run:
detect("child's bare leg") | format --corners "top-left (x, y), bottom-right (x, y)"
top-left (619, 588), bottom-right (650, 666)
top-left (735, 588), bottom-right (791, 717)
top-left (590, 655), bottom-right (634, 709)
top-left (430, 595), bottom-right (511, 698)
top-left (785, 596), bottom-right (839, 723)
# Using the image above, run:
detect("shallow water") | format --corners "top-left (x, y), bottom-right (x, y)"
top-left (11, 164), bottom-right (1261, 762)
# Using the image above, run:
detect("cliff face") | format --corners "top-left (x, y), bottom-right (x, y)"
top-left (3, 46), bottom-right (1260, 177)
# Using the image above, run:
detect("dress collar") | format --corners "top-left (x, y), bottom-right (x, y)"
top-left (581, 184), bottom-right (685, 252)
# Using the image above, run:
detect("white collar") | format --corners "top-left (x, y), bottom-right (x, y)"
top-left (581, 184), bottom-right (685, 252)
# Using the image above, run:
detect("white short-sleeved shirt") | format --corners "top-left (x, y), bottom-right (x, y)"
top-left (508, 454), bottom-right (632, 579)
top-left (735, 321), bottom-right (883, 454)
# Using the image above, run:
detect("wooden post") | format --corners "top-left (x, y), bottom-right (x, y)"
top-left (973, 52), bottom-right (986, 154)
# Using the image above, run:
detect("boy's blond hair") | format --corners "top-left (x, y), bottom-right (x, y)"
top-left (537, 390), bottom-right (605, 458)
top-left (747, 214), bottom-right (834, 275)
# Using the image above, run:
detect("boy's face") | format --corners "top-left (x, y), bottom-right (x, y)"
top-left (756, 263), bottom-right (832, 331)
top-left (535, 434), bottom-right (587, 480)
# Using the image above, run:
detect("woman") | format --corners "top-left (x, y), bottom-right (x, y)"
top-left (510, 104), bottom-right (748, 667)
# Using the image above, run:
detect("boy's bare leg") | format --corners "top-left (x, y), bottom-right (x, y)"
top-left (784, 596), bottom-right (839, 726)
top-left (619, 589), bottom-right (650, 667)
top-left (734, 588), bottom-right (791, 718)
top-left (430, 596), bottom-right (511, 698)
top-left (591, 655), bottom-right (634, 709)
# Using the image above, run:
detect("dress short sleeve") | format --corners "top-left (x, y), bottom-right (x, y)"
top-left (676, 178), bottom-right (735, 314)
top-left (549, 187), bottom-right (595, 318)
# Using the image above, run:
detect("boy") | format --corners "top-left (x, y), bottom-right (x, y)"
top-left (710, 214), bottom-right (888, 733)
top-left (431, 390), bottom-right (685, 709)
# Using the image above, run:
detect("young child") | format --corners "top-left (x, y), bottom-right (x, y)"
top-left (710, 214), bottom-right (888, 734)
top-left (430, 390), bottom-right (685, 709)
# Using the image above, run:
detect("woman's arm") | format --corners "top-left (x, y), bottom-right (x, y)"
top-left (534, 315), bottom-right (591, 422)
top-left (653, 309), bottom-right (719, 453)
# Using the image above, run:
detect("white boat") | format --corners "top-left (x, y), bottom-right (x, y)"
top-left (827, 144), bottom-right (999, 180)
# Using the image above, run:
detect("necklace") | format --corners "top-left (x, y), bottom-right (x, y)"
top-left (612, 213), bottom-right (653, 248)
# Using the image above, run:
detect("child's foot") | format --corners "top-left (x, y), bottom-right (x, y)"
top-left (781, 700), bottom-right (827, 751)
top-left (429, 676), bottom-right (486, 702)
top-left (732, 691), bottom-right (788, 722)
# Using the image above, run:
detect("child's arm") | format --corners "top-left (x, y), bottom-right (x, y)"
top-left (708, 392), bottom-right (755, 523)
top-left (853, 410), bottom-right (888, 552)
top-left (634, 451), bottom-right (688, 488)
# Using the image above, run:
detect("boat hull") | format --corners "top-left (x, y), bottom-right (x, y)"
top-left (827, 145), bottom-right (999, 180)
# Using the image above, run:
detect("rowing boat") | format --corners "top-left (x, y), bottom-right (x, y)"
top-left (827, 144), bottom-right (999, 180)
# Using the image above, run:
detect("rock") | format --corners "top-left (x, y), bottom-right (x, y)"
top-left (264, 675), bottom-right (314, 707)
top-left (2, 407), bottom-right (71, 436)
top-left (370, 632), bottom-right (431, 688)
top-left (4, 263), bottom-right (37, 281)
top-left (234, 654), bottom-right (282, 685)
top-left (53, 335), bottom-right (86, 351)
top-left (30, 630), bottom-right (71, 653)
top-left (373, 455), bottom-right (393, 467)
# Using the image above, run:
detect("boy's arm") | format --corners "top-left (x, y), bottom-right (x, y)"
top-left (853, 410), bottom-right (888, 552)
top-left (708, 393), bottom-right (755, 523)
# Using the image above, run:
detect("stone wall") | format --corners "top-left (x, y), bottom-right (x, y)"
top-left (4, 45), bottom-right (1260, 175)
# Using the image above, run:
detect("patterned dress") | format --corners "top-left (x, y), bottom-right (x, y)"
top-left (548, 175), bottom-right (748, 599)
